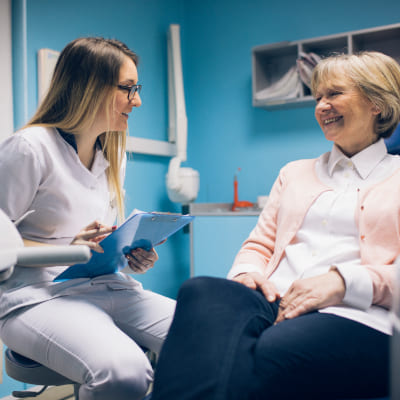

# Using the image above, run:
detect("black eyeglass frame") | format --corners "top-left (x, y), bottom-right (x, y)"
top-left (117, 84), bottom-right (142, 100)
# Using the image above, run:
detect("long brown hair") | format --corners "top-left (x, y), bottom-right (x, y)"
top-left (27, 37), bottom-right (139, 222)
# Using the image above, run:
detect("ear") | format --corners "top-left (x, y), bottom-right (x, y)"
top-left (371, 105), bottom-right (381, 115)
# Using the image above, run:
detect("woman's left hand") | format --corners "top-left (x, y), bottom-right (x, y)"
top-left (275, 269), bottom-right (346, 323)
top-left (125, 247), bottom-right (159, 274)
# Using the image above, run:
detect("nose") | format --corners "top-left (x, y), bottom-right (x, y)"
top-left (130, 92), bottom-right (142, 107)
top-left (315, 97), bottom-right (331, 114)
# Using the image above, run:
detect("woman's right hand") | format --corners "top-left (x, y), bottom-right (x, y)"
top-left (233, 271), bottom-right (281, 302)
top-left (71, 220), bottom-right (116, 253)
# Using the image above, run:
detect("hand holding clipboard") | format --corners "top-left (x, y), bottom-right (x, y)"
top-left (54, 211), bottom-right (194, 281)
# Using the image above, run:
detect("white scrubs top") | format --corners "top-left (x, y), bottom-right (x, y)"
top-left (0, 126), bottom-right (137, 318)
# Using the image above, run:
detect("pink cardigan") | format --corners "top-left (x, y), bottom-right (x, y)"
top-left (230, 158), bottom-right (400, 309)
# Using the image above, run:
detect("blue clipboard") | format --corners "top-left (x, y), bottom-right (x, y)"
top-left (54, 212), bottom-right (194, 281)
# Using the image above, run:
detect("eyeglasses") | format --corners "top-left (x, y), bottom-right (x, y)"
top-left (117, 84), bottom-right (142, 101)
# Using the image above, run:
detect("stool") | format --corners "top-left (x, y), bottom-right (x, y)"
top-left (5, 348), bottom-right (80, 399)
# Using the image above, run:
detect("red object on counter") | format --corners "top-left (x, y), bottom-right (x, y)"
top-left (231, 171), bottom-right (254, 211)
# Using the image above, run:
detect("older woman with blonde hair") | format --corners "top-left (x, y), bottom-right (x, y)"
top-left (151, 51), bottom-right (400, 400)
top-left (0, 37), bottom-right (175, 400)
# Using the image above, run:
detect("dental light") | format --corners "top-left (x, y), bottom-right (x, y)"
top-left (166, 24), bottom-right (199, 204)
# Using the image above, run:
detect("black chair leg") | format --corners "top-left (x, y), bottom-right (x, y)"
top-left (74, 383), bottom-right (80, 400)
top-left (12, 385), bottom-right (48, 398)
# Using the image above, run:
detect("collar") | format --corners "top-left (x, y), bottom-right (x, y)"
top-left (58, 129), bottom-right (78, 153)
top-left (57, 129), bottom-right (102, 153)
top-left (327, 139), bottom-right (388, 179)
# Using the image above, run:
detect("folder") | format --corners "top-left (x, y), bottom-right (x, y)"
top-left (54, 211), bottom-right (194, 281)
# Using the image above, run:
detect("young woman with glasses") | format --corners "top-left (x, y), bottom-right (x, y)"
top-left (0, 37), bottom-right (175, 400)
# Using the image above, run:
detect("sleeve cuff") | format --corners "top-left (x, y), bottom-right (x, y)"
top-left (331, 264), bottom-right (373, 310)
top-left (227, 263), bottom-right (264, 280)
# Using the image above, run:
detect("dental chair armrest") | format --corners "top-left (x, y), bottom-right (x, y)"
top-left (0, 245), bottom-right (91, 282)
top-left (16, 245), bottom-right (91, 267)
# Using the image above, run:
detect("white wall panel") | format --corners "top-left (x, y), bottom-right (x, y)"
top-left (0, 0), bottom-right (13, 141)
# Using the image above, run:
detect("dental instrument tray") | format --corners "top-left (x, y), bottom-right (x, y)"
top-left (54, 211), bottom-right (194, 281)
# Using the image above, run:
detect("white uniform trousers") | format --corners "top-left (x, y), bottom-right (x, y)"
top-left (0, 282), bottom-right (175, 400)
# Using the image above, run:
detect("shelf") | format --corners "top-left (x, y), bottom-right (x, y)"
top-left (252, 23), bottom-right (400, 110)
top-left (125, 136), bottom-right (176, 157)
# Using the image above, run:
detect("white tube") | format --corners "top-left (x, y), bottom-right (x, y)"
top-left (16, 245), bottom-right (91, 266)
top-left (168, 24), bottom-right (187, 162)
top-left (167, 156), bottom-right (183, 192)
top-left (166, 24), bottom-right (199, 203)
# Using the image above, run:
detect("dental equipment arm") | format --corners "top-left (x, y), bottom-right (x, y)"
top-left (0, 209), bottom-right (90, 281)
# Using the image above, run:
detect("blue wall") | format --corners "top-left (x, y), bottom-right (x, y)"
top-left (4, 0), bottom-right (400, 396)
top-left (183, 0), bottom-right (400, 204)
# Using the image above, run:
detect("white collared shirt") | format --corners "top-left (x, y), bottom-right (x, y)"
top-left (269, 139), bottom-right (398, 334)
top-left (0, 126), bottom-right (118, 244)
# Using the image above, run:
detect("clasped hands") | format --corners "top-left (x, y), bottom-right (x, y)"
top-left (233, 270), bottom-right (346, 323)
top-left (70, 220), bottom-right (158, 274)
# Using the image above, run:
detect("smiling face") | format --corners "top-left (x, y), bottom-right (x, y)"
top-left (314, 74), bottom-right (380, 157)
top-left (93, 56), bottom-right (141, 134)
top-left (111, 56), bottom-right (142, 131)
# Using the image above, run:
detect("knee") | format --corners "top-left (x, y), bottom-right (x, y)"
top-left (178, 276), bottom-right (221, 297)
top-left (178, 276), bottom-right (248, 304)
top-left (81, 351), bottom-right (152, 400)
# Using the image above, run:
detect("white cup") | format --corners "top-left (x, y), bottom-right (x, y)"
top-left (257, 195), bottom-right (268, 209)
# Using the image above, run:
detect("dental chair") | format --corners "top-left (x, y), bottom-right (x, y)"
top-left (5, 348), bottom-right (80, 398)
top-left (0, 209), bottom-right (90, 398)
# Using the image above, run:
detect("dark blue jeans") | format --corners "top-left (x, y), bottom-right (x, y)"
top-left (151, 276), bottom-right (389, 400)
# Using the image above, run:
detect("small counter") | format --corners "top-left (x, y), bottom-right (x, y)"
top-left (186, 202), bottom-right (262, 216)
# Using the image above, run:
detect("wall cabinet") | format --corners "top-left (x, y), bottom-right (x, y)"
top-left (252, 23), bottom-right (400, 110)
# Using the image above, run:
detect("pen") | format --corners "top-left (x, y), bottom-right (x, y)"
top-left (14, 210), bottom-right (35, 226)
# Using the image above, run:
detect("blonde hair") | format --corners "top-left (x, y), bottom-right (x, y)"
top-left (26, 37), bottom-right (138, 222)
top-left (311, 51), bottom-right (400, 138)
